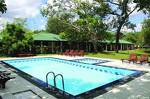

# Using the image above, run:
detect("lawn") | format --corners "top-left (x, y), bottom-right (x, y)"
top-left (0, 49), bottom-right (150, 60)
top-left (87, 49), bottom-right (150, 60)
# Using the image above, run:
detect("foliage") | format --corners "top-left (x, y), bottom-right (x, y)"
top-left (41, 0), bottom-right (150, 52)
top-left (0, 0), bottom-right (7, 14)
top-left (122, 31), bottom-right (145, 47)
top-left (134, 0), bottom-right (150, 14)
top-left (142, 19), bottom-right (150, 45)
top-left (46, 17), bottom-right (68, 34)
top-left (33, 30), bottom-right (46, 34)
top-left (41, 0), bottom-right (74, 17)
top-left (41, 0), bottom-right (109, 52)
top-left (92, 0), bottom-right (149, 52)
top-left (1, 19), bottom-right (33, 56)
top-left (123, 32), bottom-right (138, 43)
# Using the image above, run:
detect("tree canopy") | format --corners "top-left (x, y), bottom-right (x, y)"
top-left (0, 0), bottom-right (7, 14)
top-left (134, 0), bottom-right (150, 14)
top-left (42, 0), bottom-right (110, 52)
top-left (142, 19), bottom-right (150, 46)
top-left (46, 17), bottom-right (68, 34)
top-left (1, 19), bottom-right (33, 56)
top-left (41, 0), bottom-right (150, 52)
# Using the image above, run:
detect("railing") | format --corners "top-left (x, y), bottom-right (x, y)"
top-left (46, 72), bottom-right (65, 94)
top-left (54, 74), bottom-right (65, 94)
top-left (46, 72), bottom-right (55, 88)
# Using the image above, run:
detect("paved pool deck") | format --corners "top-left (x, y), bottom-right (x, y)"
top-left (0, 55), bottom-right (150, 99)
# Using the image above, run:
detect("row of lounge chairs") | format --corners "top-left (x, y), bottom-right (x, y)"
top-left (121, 54), bottom-right (149, 64)
top-left (16, 53), bottom-right (35, 57)
top-left (0, 71), bottom-right (15, 89)
top-left (60, 50), bottom-right (85, 56)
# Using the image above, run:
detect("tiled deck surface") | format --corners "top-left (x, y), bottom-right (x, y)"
top-left (0, 63), bottom-right (57, 99)
top-left (0, 55), bottom-right (150, 99)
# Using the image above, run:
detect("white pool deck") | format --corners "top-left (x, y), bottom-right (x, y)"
top-left (0, 55), bottom-right (150, 99)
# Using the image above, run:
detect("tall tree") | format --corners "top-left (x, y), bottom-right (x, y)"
top-left (0, 0), bottom-right (7, 14)
top-left (72, 1), bottom-right (108, 52)
top-left (94, 0), bottom-right (150, 52)
top-left (141, 19), bottom-right (150, 46)
top-left (41, 0), bottom-right (109, 52)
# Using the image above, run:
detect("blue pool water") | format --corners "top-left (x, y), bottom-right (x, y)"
top-left (3, 58), bottom-right (141, 96)
top-left (73, 58), bottom-right (109, 64)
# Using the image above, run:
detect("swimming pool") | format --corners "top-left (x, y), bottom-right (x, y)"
top-left (2, 57), bottom-right (141, 97)
top-left (73, 58), bottom-right (110, 64)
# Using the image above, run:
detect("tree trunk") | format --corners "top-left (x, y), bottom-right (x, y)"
top-left (92, 41), bottom-right (98, 53)
top-left (115, 25), bottom-right (122, 53)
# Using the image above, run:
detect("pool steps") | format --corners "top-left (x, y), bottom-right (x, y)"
top-left (46, 72), bottom-right (65, 95)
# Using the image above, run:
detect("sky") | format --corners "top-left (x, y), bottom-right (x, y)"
top-left (0, 0), bottom-right (148, 32)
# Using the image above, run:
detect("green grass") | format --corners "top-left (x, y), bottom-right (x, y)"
top-left (87, 49), bottom-right (150, 60)
top-left (0, 49), bottom-right (150, 60)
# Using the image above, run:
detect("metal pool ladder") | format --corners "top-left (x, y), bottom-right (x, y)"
top-left (46, 72), bottom-right (55, 87)
top-left (46, 72), bottom-right (65, 94)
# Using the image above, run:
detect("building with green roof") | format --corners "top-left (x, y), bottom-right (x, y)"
top-left (0, 32), bottom-right (135, 54)
top-left (32, 32), bottom-right (134, 53)
top-left (33, 32), bottom-right (65, 41)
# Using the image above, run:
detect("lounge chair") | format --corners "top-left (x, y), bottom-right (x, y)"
top-left (78, 50), bottom-right (85, 56)
top-left (0, 72), bottom-right (15, 89)
top-left (63, 50), bottom-right (70, 55)
top-left (121, 54), bottom-right (137, 63)
top-left (72, 50), bottom-right (79, 56)
top-left (137, 54), bottom-right (149, 64)
top-left (68, 50), bottom-right (74, 56)
top-left (16, 53), bottom-right (34, 57)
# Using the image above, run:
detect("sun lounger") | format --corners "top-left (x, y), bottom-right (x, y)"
top-left (137, 54), bottom-right (149, 64)
top-left (63, 50), bottom-right (70, 55)
top-left (16, 53), bottom-right (35, 57)
top-left (72, 50), bottom-right (79, 56)
top-left (68, 50), bottom-right (76, 56)
top-left (121, 54), bottom-right (137, 63)
top-left (77, 50), bottom-right (85, 56)
top-left (0, 72), bottom-right (15, 89)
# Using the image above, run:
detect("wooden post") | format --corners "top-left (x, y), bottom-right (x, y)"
top-left (52, 42), bottom-right (54, 53)
top-left (105, 44), bottom-right (107, 51)
top-left (110, 44), bottom-right (112, 51)
top-left (120, 44), bottom-right (122, 50)
top-left (60, 42), bottom-right (63, 52)
top-left (86, 42), bottom-right (88, 52)
top-left (40, 41), bottom-right (43, 54)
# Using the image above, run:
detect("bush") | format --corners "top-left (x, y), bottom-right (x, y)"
top-left (1, 23), bottom-right (33, 56)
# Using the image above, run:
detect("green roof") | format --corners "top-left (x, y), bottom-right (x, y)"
top-left (33, 32), bottom-right (65, 41)
top-left (101, 40), bottom-right (133, 44)
top-left (117, 40), bottom-right (133, 44)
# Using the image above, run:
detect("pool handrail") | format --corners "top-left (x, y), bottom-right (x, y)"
top-left (54, 74), bottom-right (65, 95)
top-left (46, 72), bottom-right (55, 88)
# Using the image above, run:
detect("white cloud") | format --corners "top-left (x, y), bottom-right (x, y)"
top-left (135, 23), bottom-right (142, 32)
top-left (0, 0), bottom-right (43, 30)
top-left (121, 23), bottom-right (143, 32)
top-left (2, 0), bottom-right (41, 18)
